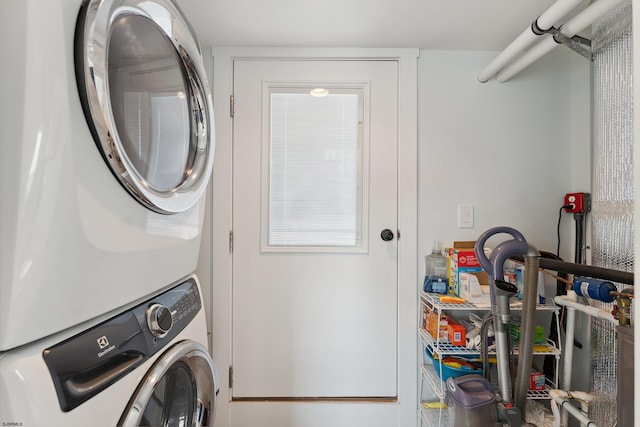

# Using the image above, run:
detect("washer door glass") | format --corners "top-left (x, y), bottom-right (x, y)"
top-left (76, 0), bottom-right (215, 214)
top-left (120, 341), bottom-right (217, 427)
top-left (140, 362), bottom-right (197, 426)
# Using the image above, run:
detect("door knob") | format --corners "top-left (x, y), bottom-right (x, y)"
top-left (380, 229), bottom-right (394, 241)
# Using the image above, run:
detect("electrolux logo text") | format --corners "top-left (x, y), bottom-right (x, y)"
top-left (97, 336), bottom-right (109, 349)
top-left (97, 335), bottom-right (115, 358)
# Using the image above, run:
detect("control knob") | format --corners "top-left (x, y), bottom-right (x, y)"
top-left (146, 303), bottom-right (173, 338)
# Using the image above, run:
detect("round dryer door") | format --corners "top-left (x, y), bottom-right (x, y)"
top-left (76, 0), bottom-right (214, 214)
top-left (120, 341), bottom-right (217, 427)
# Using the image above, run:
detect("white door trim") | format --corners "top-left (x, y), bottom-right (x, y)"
top-left (209, 47), bottom-right (419, 427)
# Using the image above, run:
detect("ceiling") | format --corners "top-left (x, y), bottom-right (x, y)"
top-left (178, 0), bottom-right (566, 51)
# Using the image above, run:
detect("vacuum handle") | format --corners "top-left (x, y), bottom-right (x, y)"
top-left (475, 226), bottom-right (527, 275)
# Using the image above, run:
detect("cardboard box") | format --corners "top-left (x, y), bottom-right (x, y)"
top-left (447, 241), bottom-right (481, 268)
top-left (424, 307), bottom-right (449, 343)
top-left (529, 372), bottom-right (546, 391)
top-left (459, 271), bottom-right (491, 306)
top-left (447, 320), bottom-right (466, 346)
top-left (447, 241), bottom-right (484, 295)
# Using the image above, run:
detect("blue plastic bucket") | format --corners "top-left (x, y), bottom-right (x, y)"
top-left (425, 348), bottom-right (484, 382)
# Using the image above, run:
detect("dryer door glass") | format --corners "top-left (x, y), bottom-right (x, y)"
top-left (76, 0), bottom-right (215, 214)
top-left (108, 14), bottom-right (191, 193)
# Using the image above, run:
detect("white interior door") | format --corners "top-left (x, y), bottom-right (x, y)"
top-left (232, 59), bottom-right (398, 399)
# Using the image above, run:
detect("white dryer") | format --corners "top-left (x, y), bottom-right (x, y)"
top-left (0, 0), bottom-right (215, 350)
top-left (0, 275), bottom-right (217, 426)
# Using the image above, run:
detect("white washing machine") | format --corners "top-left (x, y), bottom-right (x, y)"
top-left (0, 275), bottom-right (217, 426)
top-left (0, 0), bottom-right (215, 351)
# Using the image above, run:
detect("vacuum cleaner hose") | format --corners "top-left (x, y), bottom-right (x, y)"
top-left (513, 250), bottom-right (540, 417)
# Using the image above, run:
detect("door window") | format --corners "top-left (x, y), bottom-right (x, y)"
top-left (264, 85), bottom-right (368, 251)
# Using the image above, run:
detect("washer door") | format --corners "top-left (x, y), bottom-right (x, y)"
top-left (120, 341), bottom-right (217, 427)
top-left (76, 0), bottom-right (214, 214)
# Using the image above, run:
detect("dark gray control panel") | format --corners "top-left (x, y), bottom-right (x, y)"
top-left (43, 277), bottom-right (201, 412)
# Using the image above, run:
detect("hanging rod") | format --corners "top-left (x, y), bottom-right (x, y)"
top-left (479, 0), bottom-right (626, 83)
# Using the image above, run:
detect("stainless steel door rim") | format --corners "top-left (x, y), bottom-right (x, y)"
top-left (76, 0), bottom-right (214, 214)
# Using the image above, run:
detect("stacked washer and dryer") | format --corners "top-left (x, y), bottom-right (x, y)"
top-left (0, 0), bottom-right (217, 425)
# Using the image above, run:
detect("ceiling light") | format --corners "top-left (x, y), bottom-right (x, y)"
top-left (310, 88), bottom-right (329, 97)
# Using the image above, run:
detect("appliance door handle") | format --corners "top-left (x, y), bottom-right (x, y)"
top-left (64, 352), bottom-right (144, 397)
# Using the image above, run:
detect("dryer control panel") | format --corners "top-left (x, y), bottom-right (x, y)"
top-left (43, 276), bottom-right (202, 412)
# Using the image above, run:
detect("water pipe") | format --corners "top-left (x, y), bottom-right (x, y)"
top-left (553, 291), bottom-right (616, 426)
top-left (553, 292), bottom-right (617, 324)
top-left (510, 255), bottom-right (634, 285)
top-left (478, 0), bottom-right (585, 82)
top-left (557, 291), bottom-right (578, 427)
top-left (553, 295), bottom-right (617, 385)
top-left (549, 389), bottom-right (596, 427)
top-left (496, 0), bottom-right (626, 82)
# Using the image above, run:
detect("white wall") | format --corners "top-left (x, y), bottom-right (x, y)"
top-left (417, 49), bottom-right (593, 405)
top-left (417, 49), bottom-right (590, 271)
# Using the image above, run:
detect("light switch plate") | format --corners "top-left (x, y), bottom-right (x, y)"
top-left (458, 204), bottom-right (474, 228)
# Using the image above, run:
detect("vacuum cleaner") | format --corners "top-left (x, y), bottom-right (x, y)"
top-left (448, 226), bottom-right (541, 427)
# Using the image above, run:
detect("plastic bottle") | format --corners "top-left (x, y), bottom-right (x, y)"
top-left (423, 241), bottom-right (449, 294)
top-left (516, 265), bottom-right (546, 303)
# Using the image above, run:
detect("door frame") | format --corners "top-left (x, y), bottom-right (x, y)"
top-left (208, 47), bottom-right (419, 427)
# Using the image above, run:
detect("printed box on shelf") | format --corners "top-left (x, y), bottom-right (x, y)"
top-left (447, 242), bottom-right (480, 269)
top-left (529, 371), bottom-right (546, 390)
top-left (424, 306), bottom-right (449, 343)
top-left (447, 320), bottom-right (466, 346)
top-left (446, 241), bottom-right (485, 296)
top-left (458, 271), bottom-right (490, 305)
